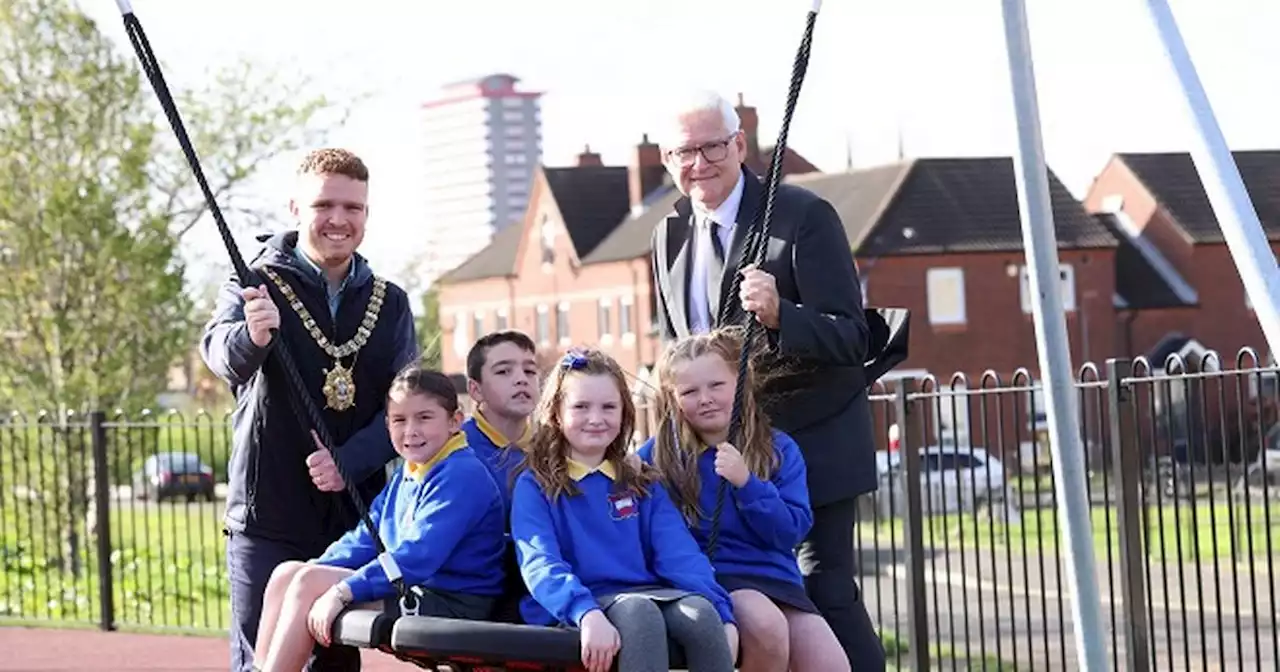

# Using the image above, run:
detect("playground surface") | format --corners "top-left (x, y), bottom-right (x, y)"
top-left (0, 626), bottom-right (407, 671)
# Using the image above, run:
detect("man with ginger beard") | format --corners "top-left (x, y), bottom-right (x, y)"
top-left (200, 148), bottom-right (418, 671)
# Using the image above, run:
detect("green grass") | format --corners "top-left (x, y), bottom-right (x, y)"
top-left (0, 495), bottom-right (228, 632)
top-left (882, 629), bottom-right (1017, 670)
top-left (860, 501), bottom-right (1280, 563)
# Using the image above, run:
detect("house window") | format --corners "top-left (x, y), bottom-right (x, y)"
top-left (598, 298), bottom-right (613, 340)
top-left (619, 296), bottom-right (634, 337)
top-left (472, 312), bottom-right (484, 339)
top-left (557, 302), bottom-right (571, 344)
top-left (926, 268), bottom-right (966, 326)
top-left (452, 311), bottom-right (470, 358)
top-left (539, 215), bottom-right (556, 267)
top-left (496, 308), bottom-right (509, 331)
top-left (1019, 264), bottom-right (1076, 313)
top-left (535, 305), bottom-right (549, 344)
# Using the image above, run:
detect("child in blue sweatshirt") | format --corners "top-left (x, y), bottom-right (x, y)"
top-left (251, 365), bottom-right (507, 672)
top-left (511, 348), bottom-right (738, 672)
top-left (637, 328), bottom-right (849, 672)
top-left (460, 330), bottom-right (540, 512)
top-left (460, 329), bottom-right (540, 623)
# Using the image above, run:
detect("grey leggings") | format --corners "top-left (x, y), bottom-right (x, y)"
top-left (604, 595), bottom-right (735, 672)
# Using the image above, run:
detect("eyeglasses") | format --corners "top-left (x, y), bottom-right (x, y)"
top-left (664, 133), bottom-right (739, 166)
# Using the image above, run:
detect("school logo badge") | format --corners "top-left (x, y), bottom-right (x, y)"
top-left (607, 492), bottom-right (638, 521)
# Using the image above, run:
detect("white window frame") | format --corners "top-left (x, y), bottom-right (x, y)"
top-left (619, 295), bottom-right (635, 343)
top-left (1019, 264), bottom-right (1076, 313)
top-left (452, 311), bottom-right (470, 358)
top-left (597, 297), bottom-right (614, 344)
top-left (926, 267), bottom-right (966, 326)
top-left (557, 301), bottom-right (571, 346)
top-left (535, 304), bottom-right (550, 345)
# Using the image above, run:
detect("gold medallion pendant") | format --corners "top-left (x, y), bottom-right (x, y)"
top-left (322, 359), bottom-right (357, 411)
top-left (262, 266), bottom-right (388, 413)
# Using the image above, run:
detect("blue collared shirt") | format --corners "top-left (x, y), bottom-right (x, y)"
top-left (293, 245), bottom-right (353, 318)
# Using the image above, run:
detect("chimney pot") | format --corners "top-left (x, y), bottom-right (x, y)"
top-left (734, 94), bottom-right (761, 164)
top-left (629, 133), bottom-right (665, 211)
top-left (576, 144), bottom-right (602, 167)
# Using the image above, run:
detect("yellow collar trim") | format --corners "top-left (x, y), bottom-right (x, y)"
top-left (474, 409), bottom-right (532, 448)
top-left (566, 458), bottom-right (616, 481)
top-left (404, 431), bottom-right (467, 480)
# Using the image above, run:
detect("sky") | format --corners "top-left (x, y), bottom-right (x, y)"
top-left (81, 0), bottom-right (1280, 291)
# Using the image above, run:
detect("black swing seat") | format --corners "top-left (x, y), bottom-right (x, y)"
top-left (332, 609), bottom-right (720, 670)
top-left (331, 607), bottom-right (397, 651)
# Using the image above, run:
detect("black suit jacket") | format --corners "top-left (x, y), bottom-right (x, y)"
top-left (650, 166), bottom-right (879, 505)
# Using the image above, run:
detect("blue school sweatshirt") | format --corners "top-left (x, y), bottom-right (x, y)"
top-left (510, 461), bottom-right (736, 628)
top-left (314, 432), bottom-right (507, 604)
top-left (637, 429), bottom-right (813, 587)
top-left (461, 412), bottom-right (529, 515)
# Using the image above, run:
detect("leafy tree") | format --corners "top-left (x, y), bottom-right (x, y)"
top-left (155, 59), bottom-right (358, 239)
top-left (0, 0), bottom-right (353, 412)
top-left (0, 0), bottom-right (349, 587)
top-left (416, 285), bottom-right (443, 370)
top-left (0, 0), bottom-right (185, 415)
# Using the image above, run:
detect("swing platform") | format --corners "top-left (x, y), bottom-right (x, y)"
top-left (332, 609), bottom-right (710, 671)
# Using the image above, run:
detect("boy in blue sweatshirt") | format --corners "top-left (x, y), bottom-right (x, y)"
top-left (251, 366), bottom-right (506, 672)
top-left (638, 328), bottom-right (849, 672)
top-left (461, 330), bottom-right (539, 511)
top-left (460, 330), bottom-right (540, 623)
top-left (511, 348), bottom-right (738, 672)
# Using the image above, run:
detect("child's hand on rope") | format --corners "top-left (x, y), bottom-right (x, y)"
top-left (714, 443), bottom-right (750, 488)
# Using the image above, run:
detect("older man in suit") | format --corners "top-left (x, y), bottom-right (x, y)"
top-left (648, 90), bottom-right (886, 669)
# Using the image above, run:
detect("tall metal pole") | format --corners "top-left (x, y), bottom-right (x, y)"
top-left (1142, 0), bottom-right (1280, 356)
top-left (998, 1), bottom-right (1109, 670)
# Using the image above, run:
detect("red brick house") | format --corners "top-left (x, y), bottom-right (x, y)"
top-left (434, 95), bottom-right (819, 378)
top-left (1081, 150), bottom-right (1280, 364)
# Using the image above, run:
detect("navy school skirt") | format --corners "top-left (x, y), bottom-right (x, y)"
top-left (716, 573), bottom-right (820, 614)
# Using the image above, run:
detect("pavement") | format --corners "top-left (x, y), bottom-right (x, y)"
top-left (0, 627), bottom-right (407, 672)
top-left (856, 543), bottom-right (1277, 671)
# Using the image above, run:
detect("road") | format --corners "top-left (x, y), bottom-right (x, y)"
top-left (855, 543), bottom-right (1277, 670)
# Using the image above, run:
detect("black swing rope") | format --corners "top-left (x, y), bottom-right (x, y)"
top-left (702, 1), bottom-right (822, 560)
top-left (113, 1), bottom-right (417, 613)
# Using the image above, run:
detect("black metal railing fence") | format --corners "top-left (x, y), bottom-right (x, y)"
top-left (1, 351), bottom-right (1277, 670)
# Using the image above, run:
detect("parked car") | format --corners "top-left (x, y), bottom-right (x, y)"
top-left (133, 451), bottom-right (216, 502)
top-left (874, 443), bottom-right (1009, 516)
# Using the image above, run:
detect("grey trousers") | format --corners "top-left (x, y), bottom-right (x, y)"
top-left (604, 595), bottom-right (734, 672)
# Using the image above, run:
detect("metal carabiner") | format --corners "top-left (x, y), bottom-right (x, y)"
top-left (399, 585), bottom-right (424, 617)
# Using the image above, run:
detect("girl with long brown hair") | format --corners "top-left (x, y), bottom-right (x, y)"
top-left (510, 348), bottom-right (738, 672)
top-left (638, 327), bottom-right (849, 672)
